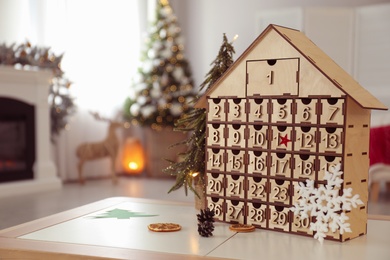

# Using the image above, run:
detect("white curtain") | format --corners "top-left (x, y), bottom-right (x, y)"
top-left (25, 0), bottom-right (144, 180)
top-left (30, 0), bottom-right (141, 115)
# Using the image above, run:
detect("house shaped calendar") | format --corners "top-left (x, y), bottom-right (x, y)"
top-left (195, 24), bottom-right (387, 242)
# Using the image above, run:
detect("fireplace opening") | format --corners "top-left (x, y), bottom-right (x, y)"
top-left (0, 97), bottom-right (35, 183)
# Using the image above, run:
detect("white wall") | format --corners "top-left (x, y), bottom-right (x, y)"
top-left (170, 0), bottom-right (390, 128)
top-left (170, 0), bottom-right (390, 90)
top-left (0, 0), bottom-right (32, 43)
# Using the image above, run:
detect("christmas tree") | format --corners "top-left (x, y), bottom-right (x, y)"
top-left (164, 34), bottom-right (236, 196)
top-left (124, 0), bottom-right (196, 131)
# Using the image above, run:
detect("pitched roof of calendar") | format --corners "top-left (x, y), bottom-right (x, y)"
top-left (195, 24), bottom-right (387, 111)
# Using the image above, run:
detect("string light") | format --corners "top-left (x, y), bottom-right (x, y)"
top-left (232, 34), bottom-right (239, 43)
top-left (191, 172), bottom-right (200, 177)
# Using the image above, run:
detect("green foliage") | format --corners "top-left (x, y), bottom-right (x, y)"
top-left (199, 33), bottom-right (235, 92)
top-left (124, 0), bottom-right (196, 130)
top-left (49, 77), bottom-right (76, 142)
top-left (123, 97), bottom-right (135, 119)
top-left (165, 34), bottom-right (236, 196)
top-left (164, 108), bottom-right (206, 196)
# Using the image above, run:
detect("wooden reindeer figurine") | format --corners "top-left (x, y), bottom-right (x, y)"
top-left (76, 113), bottom-right (123, 184)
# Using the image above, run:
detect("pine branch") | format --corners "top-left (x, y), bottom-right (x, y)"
top-left (165, 33), bottom-right (235, 195)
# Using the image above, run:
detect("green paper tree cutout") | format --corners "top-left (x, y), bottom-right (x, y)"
top-left (91, 208), bottom-right (158, 219)
top-left (164, 34), bottom-right (235, 196)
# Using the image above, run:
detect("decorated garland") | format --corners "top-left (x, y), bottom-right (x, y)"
top-left (0, 41), bottom-right (76, 141)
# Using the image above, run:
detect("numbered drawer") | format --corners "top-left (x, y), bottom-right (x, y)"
top-left (318, 127), bottom-right (343, 154)
top-left (207, 197), bottom-right (225, 222)
top-left (206, 172), bottom-right (225, 197)
top-left (208, 98), bottom-right (225, 122)
top-left (207, 148), bottom-right (225, 172)
top-left (247, 98), bottom-right (269, 123)
top-left (295, 126), bottom-right (318, 153)
top-left (295, 98), bottom-right (318, 124)
top-left (291, 179), bottom-right (342, 236)
top-left (317, 155), bottom-right (342, 180)
top-left (207, 123), bottom-right (225, 147)
top-left (271, 99), bottom-right (293, 124)
top-left (247, 202), bottom-right (267, 228)
top-left (269, 179), bottom-right (291, 205)
top-left (226, 124), bottom-right (246, 148)
top-left (269, 205), bottom-right (290, 232)
top-left (292, 179), bottom-right (311, 203)
top-left (247, 124), bottom-right (268, 149)
top-left (270, 153), bottom-right (292, 178)
top-left (247, 150), bottom-right (268, 175)
top-left (320, 98), bottom-right (344, 125)
top-left (293, 154), bottom-right (317, 180)
top-left (290, 213), bottom-right (313, 236)
top-left (226, 149), bottom-right (246, 173)
top-left (226, 174), bottom-right (245, 198)
top-left (270, 126), bottom-right (293, 151)
top-left (227, 99), bottom-right (246, 122)
top-left (247, 176), bottom-right (268, 201)
top-left (290, 182), bottom-right (323, 236)
top-left (226, 199), bottom-right (245, 224)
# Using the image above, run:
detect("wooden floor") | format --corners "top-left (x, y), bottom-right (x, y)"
top-left (0, 176), bottom-right (390, 230)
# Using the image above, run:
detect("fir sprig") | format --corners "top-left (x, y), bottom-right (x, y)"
top-left (164, 34), bottom-right (235, 196)
top-left (164, 108), bottom-right (206, 196)
top-left (199, 33), bottom-right (235, 93)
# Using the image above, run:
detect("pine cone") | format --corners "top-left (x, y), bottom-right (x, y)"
top-left (197, 208), bottom-right (215, 237)
top-left (198, 221), bottom-right (215, 237)
top-left (197, 208), bottom-right (215, 223)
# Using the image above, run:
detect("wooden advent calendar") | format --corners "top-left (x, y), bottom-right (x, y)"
top-left (195, 24), bottom-right (388, 242)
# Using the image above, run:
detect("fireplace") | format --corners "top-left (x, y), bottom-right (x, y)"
top-left (0, 97), bottom-right (35, 182)
top-left (0, 67), bottom-right (61, 197)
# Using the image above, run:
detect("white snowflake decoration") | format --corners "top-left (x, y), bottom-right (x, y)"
top-left (290, 163), bottom-right (363, 243)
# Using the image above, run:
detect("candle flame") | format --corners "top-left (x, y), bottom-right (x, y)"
top-left (128, 162), bottom-right (139, 170)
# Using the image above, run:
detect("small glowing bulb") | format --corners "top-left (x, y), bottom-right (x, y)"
top-left (191, 172), bottom-right (200, 177)
top-left (128, 162), bottom-right (139, 170)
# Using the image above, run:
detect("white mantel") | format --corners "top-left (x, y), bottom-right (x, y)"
top-left (0, 66), bottom-right (61, 197)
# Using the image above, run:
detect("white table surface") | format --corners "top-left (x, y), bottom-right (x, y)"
top-left (1, 197), bottom-right (390, 260)
top-left (20, 200), bottom-right (232, 256)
